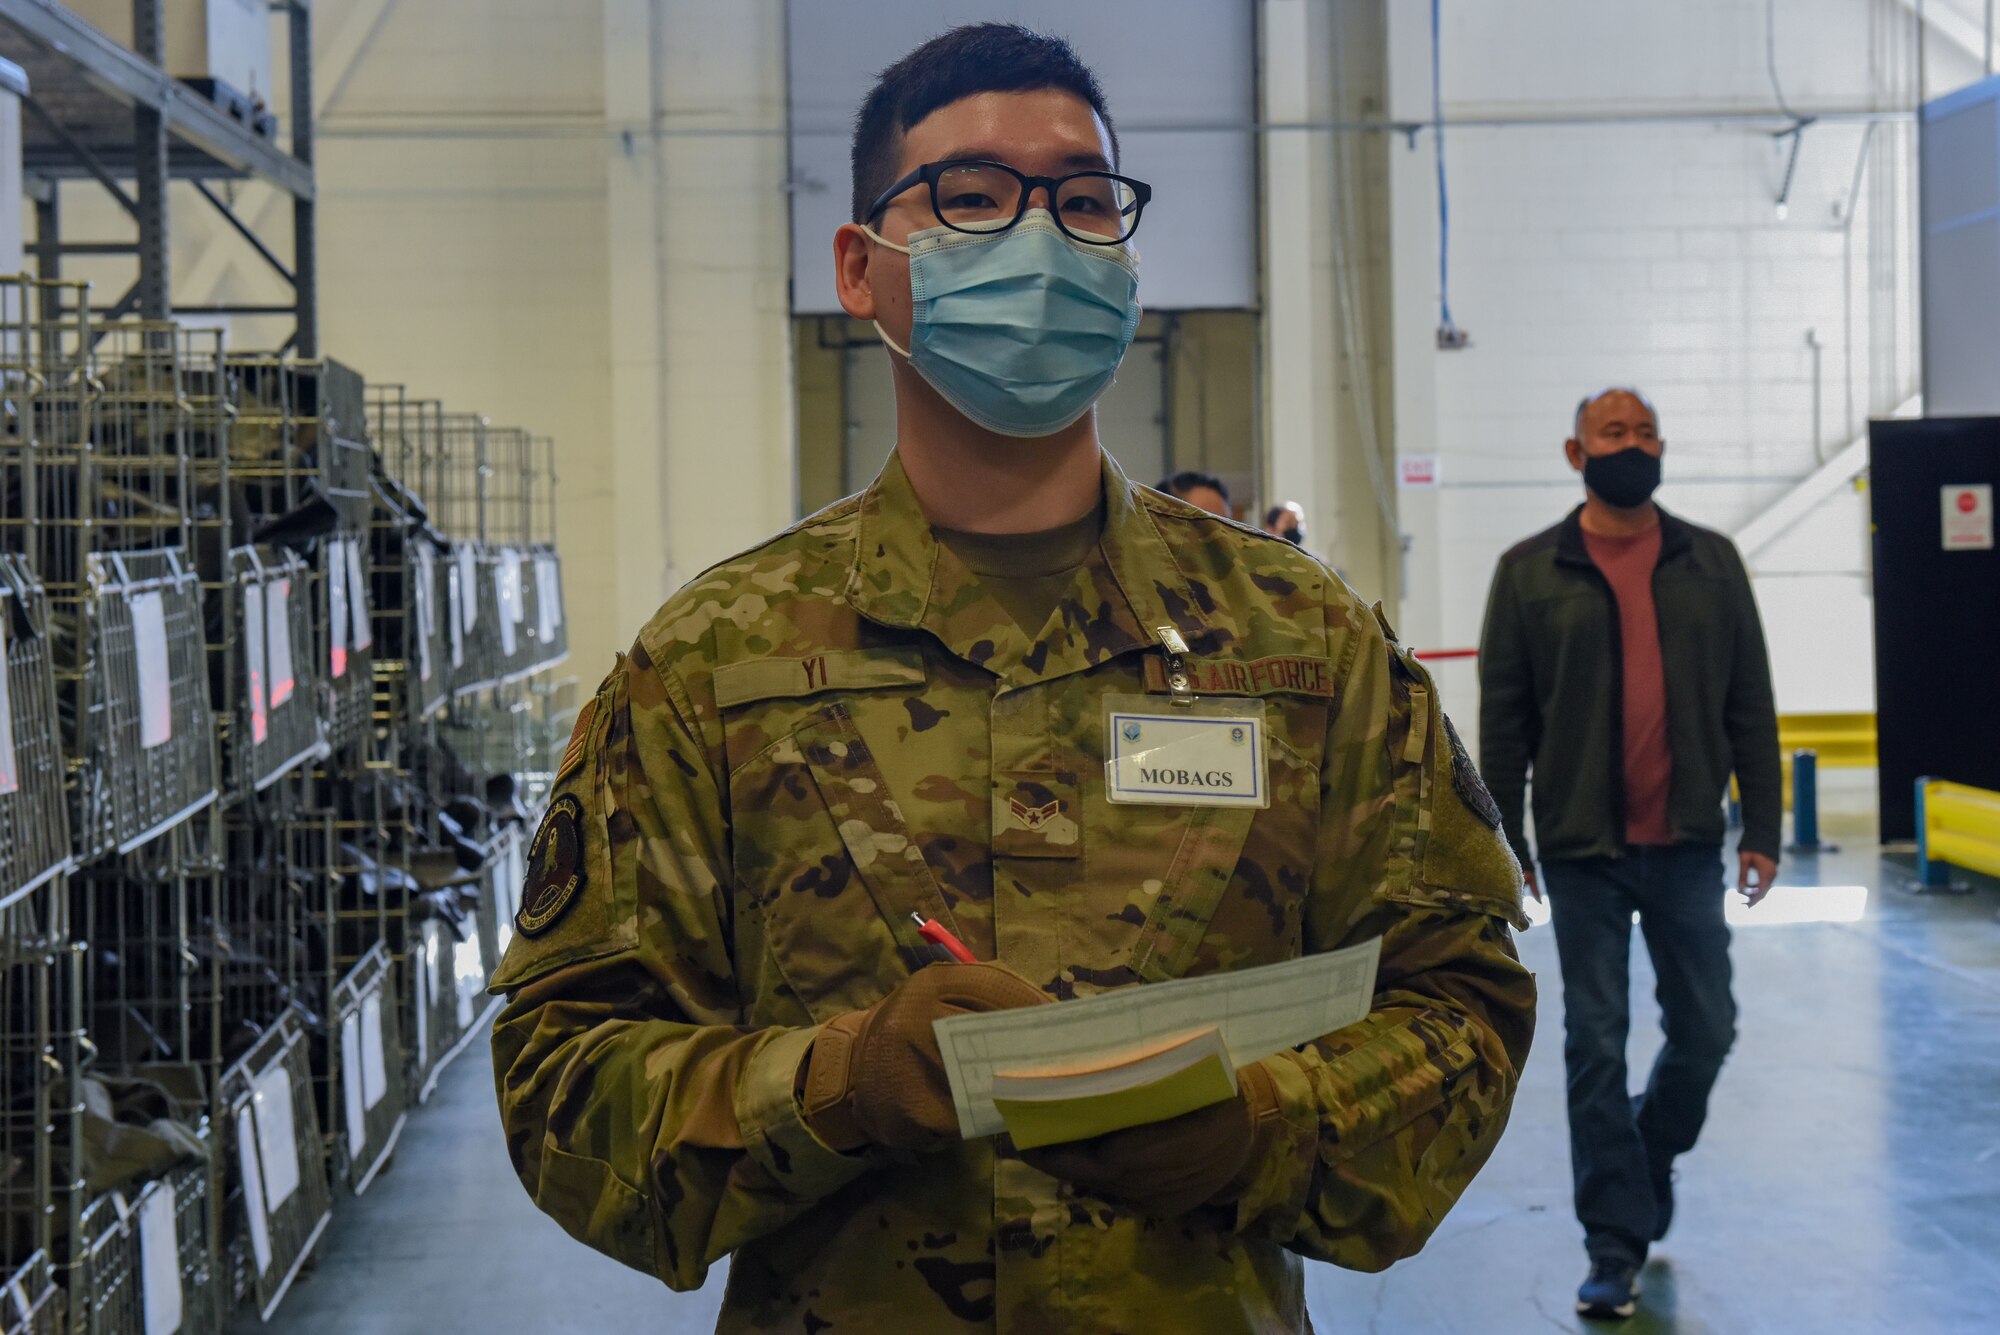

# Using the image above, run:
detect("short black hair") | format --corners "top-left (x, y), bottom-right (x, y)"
top-left (851, 24), bottom-right (1120, 225)
top-left (1159, 471), bottom-right (1230, 505)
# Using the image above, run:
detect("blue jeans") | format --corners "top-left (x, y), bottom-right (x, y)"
top-left (1542, 843), bottom-right (1737, 1264)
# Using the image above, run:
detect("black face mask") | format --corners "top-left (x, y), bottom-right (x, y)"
top-left (1582, 447), bottom-right (1662, 509)
top-left (1282, 527), bottom-right (1305, 547)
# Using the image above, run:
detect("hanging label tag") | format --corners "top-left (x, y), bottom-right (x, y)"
top-left (1104, 693), bottom-right (1269, 808)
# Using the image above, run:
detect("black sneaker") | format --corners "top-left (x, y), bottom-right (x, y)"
top-left (1576, 1257), bottom-right (1640, 1320)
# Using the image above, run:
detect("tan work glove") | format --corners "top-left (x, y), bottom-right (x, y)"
top-left (800, 962), bottom-right (1051, 1153)
top-left (1020, 1060), bottom-right (1285, 1217)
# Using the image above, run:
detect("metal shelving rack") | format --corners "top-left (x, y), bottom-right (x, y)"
top-left (0, 0), bottom-right (319, 350)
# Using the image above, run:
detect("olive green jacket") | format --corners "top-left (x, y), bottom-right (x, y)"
top-left (1477, 504), bottom-right (1783, 865)
top-left (491, 452), bottom-right (1536, 1333)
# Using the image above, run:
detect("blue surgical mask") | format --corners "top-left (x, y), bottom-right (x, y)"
top-left (864, 211), bottom-right (1142, 438)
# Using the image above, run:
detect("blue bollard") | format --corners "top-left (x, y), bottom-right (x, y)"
top-left (1788, 749), bottom-right (1821, 853)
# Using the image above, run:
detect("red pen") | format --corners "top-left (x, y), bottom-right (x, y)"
top-left (911, 912), bottom-right (977, 964)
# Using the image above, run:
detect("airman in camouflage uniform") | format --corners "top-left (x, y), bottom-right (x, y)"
top-left (494, 19), bottom-right (1534, 1332)
top-left (490, 444), bottom-right (1537, 1332)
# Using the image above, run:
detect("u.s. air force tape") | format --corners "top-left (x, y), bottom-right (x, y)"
top-left (517, 794), bottom-right (586, 937)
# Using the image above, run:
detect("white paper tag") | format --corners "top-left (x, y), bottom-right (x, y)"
top-left (535, 555), bottom-right (562, 639)
top-left (1105, 700), bottom-right (1269, 808)
top-left (243, 577), bottom-right (268, 746)
top-left (236, 1105), bottom-right (273, 1275)
top-left (265, 580), bottom-right (295, 707)
top-left (413, 548), bottom-right (436, 684)
top-left (129, 590), bottom-right (173, 748)
top-left (456, 547), bottom-right (479, 632)
top-left (456, 933), bottom-right (478, 1029)
top-left (504, 551), bottom-right (526, 627)
top-left (361, 992), bottom-right (388, 1110)
top-left (327, 542), bottom-right (350, 679)
top-left (494, 562), bottom-right (518, 660)
top-left (138, 1180), bottom-right (183, 1335)
top-left (448, 566), bottom-right (465, 671)
top-left (252, 1064), bottom-right (301, 1210)
top-left (413, 939), bottom-right (429, 1068)
top-left (341, 1011), bottom-right (367, 1161)
top-left (0, 609), bottom-right (18, 796)
top-left (346, 539), bottom-right (374, 651)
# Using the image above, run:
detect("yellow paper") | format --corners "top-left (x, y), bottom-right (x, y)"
top-left (991, 1029), bottom-right (1239, 1150)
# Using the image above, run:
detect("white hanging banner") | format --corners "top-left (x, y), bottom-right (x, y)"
top-left (129, 590), bottom-right (174, 749)
top-left (0, 610), bottom-right (19, 796)
top-left (265, 580), bottom-right (296, 708)
top-left (346, 539), bottom-right (374, 651)
top-left (243, 578), bottom-right (269, 746)
top-left (361, 992), bottom-right (389, 1110)
top-left (341, 1012), bottom-right (367, 1161)
top-left (235, 1105), bottom-right (272, 1275)
top-left (138, 1181), bottom-right (183, 1335)
top-left (251, 1064), bottom-right (301, 1211)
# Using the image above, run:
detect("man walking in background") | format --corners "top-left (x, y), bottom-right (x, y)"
top-left (1156, 468), bottom-right (1235, 517)
top-left (1478, 387), bottom-right (1781, 1321)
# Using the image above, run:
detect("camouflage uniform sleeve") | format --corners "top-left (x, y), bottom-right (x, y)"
top-left (1222, 608), bottom-right (1538, 1272)
top-left (489, 642), bottom-right (876, 1291)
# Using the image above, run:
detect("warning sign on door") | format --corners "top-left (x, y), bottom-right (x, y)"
top-left (1941, 484), bottom-right (1994, 551)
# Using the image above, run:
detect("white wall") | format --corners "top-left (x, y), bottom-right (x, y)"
top-left (1389, 0), bottom-right (1991, 727)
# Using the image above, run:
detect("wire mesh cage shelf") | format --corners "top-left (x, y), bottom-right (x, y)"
top-left (79, 550), bottom-right (218, 859)
top-left (68, 1146), bottom-right (217, 1335)
top-left (222, 547), bottom-right (327, 800)
top-left (326, 944), bottom-right (406, 1197)
top-left (0, 1251), bottom-right (65, 1335)
top-left (1, 935), bottom-right (80, 1292)
top-left (0, 557), bottom-right (73, 910)
top-left (216, 1009), bottom-right (330, 1324)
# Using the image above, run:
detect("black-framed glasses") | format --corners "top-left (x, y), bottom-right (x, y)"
top-left (867, 159), bottom-right (1152, 245)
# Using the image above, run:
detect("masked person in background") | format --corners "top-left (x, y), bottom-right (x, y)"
top-left (1264, 501), bottom-right (1307, 546)
top-left (492, 24), bottom-right (1534, 1335)
top-left (1477, 387), bottom-right (1780, 1322)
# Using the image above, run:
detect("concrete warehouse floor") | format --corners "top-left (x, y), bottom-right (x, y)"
top-left (244, 803), bottom-right (2000, 1334)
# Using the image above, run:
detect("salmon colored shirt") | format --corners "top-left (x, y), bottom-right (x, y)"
top-left (1584, 524), bottom-right (1673, 846)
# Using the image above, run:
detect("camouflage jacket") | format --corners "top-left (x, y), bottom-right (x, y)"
top-left (490, 452), bottom-right (1536, 1334)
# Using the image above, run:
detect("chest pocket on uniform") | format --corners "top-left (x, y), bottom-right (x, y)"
top-left (720, 651), bottom-right (959, 1022)
top-left (1108, 693), bottom-right (1325, 984)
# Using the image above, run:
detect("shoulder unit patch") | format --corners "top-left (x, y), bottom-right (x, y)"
top-left (1443, 716), bottom-right (1503, 831)
top-left (517, 794), bottom-right (587, 937)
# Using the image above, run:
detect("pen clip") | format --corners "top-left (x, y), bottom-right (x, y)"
top-left (1155, 625), bottom-right (1196, 708)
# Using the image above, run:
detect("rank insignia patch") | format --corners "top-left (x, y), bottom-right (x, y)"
top-left (517, 794), bottom-right (586, 937)
top-left (1009, 796), bottom-right (1061, 832)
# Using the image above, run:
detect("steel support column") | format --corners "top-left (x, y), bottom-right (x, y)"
top-left (289, 1), bottom-right (319, 356)
top-left (131, 0), bottom-right (170, 320)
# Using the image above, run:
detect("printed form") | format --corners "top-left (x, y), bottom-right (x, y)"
top-left (933, 937), bottom-right (1382, 1140)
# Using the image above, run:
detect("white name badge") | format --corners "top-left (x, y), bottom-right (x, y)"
top-left (1105, 696), bottom-right (1269, 808)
